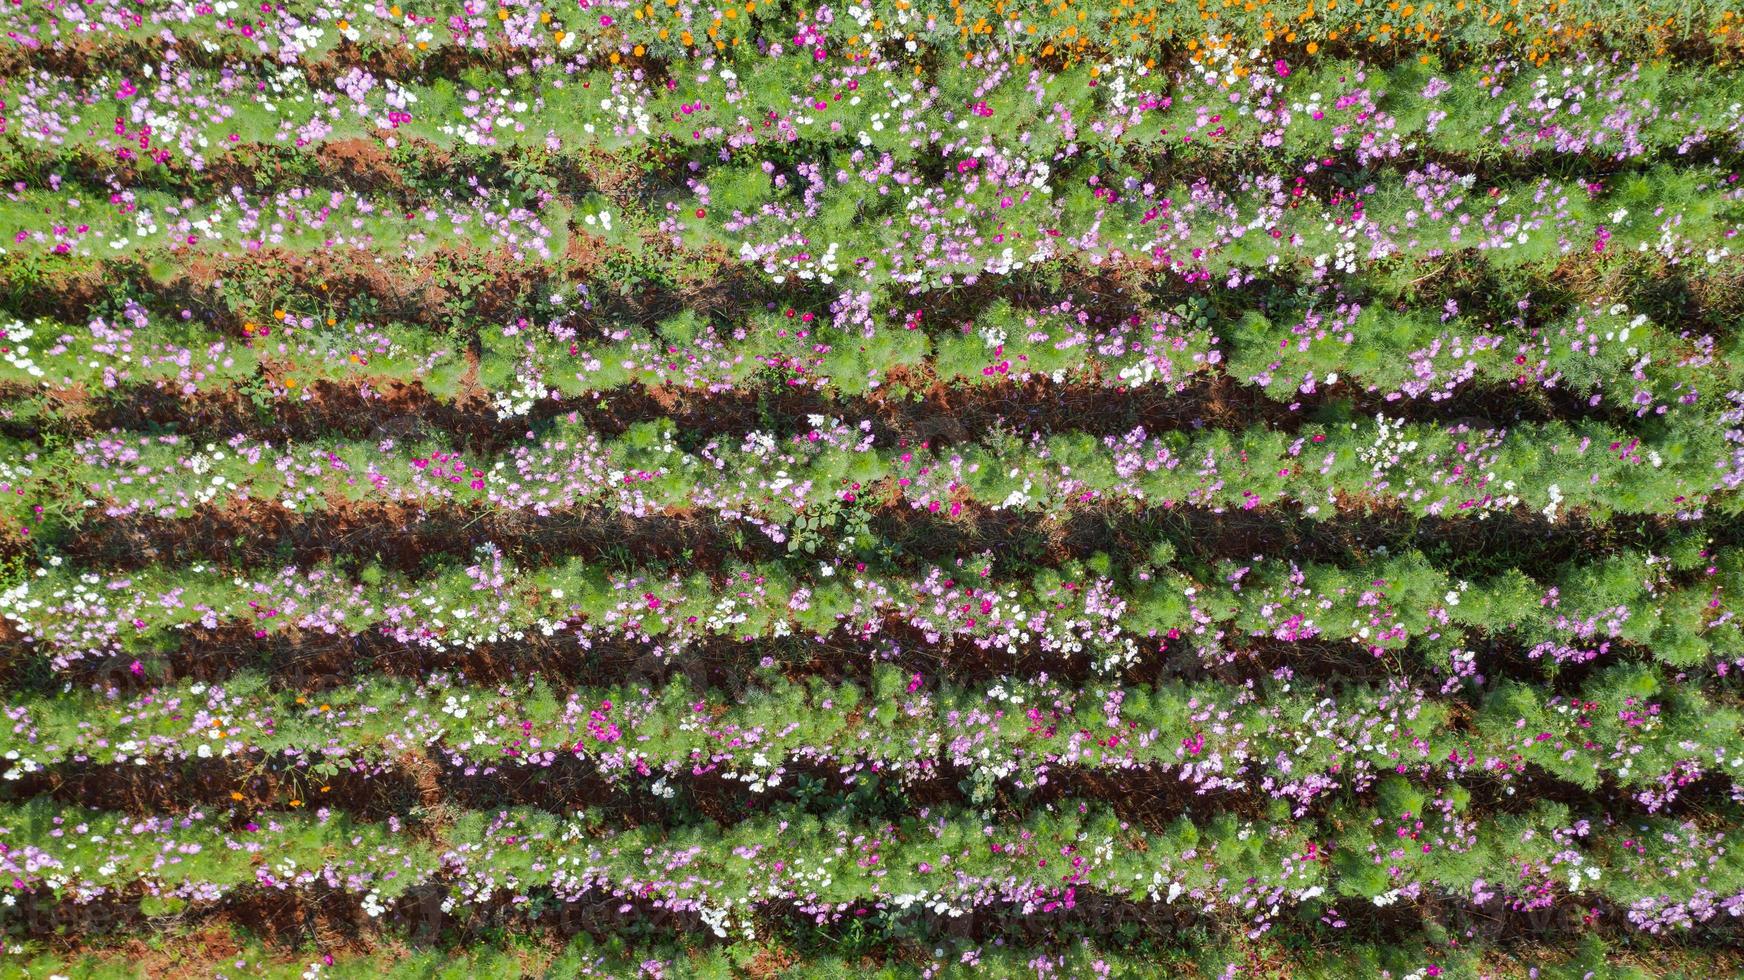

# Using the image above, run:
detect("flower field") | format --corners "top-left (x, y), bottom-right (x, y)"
top-left (5, 0), bottom-right (1744, 977)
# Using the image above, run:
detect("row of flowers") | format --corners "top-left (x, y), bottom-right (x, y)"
top-left (3, 535), bottom-right (1738, 674)
top-left (19, 410), bottom-right (1731, 552)
top-left (11, 51), bottom-right (1743, 173)
top-left (5, 276), bottom-right (1722, 410)
top-left (0, 788), bottom-right (1736, 941)
top-left (8, 156), bottom-right (1739, 298)
top-left (3, 0), bottom-right (1731, 69)
top-left (0, 660), bottom-right (1728, 816)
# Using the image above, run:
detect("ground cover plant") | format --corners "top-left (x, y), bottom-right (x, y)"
top-left (4, 0), bottom-right (1744, 977)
